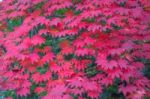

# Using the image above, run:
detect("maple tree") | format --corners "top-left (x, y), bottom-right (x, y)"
top-left (0, 0), bottom-right (150, 99)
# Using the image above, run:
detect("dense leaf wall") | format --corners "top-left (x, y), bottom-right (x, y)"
top-left (0, 0), bottom-right (150, 99)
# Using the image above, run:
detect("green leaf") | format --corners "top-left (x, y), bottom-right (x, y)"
top-left (86, 18), bottom-right (95, 23)
top-left (55, 8), bottom-right (68, 15)
top-left (39, 91), bottom-right (47, 96)
top-left (107, 85), bottom-right (118, 93)
top-left (64, 54), bottom-right (74, 60)
top-left (36, 63), bottom-right (49, 74)
top-left (74, 10), bottom-right (81, 15)
top-left (2, 90), bottom-right (17, 99)
top-left (45, 40), bottom-right (52, 46)
top-left (30, 83), bottom-right (37, 93)
top-left (100, 20), bottom-right (106, 26)
top-left (35, 2), bottom-right (44, 10)
top-left (85, 67), bottom-right (98, 77)
top-left (7, 17), bottom-right (23, 31)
